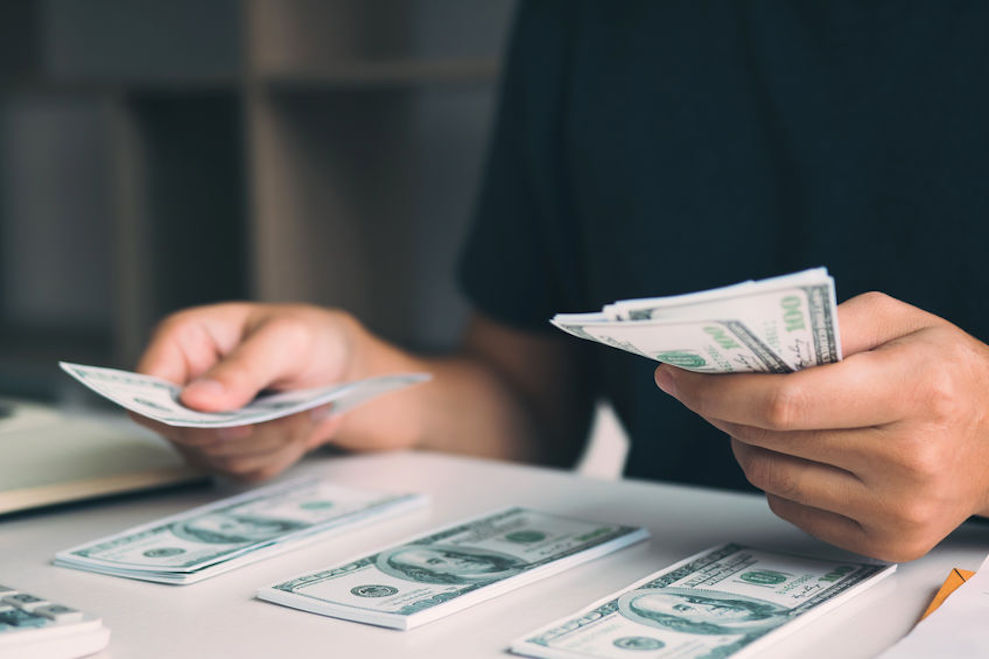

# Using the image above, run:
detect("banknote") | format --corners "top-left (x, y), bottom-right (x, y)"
top-left (512, 543), bottom-right (895, 659)
top-left (59, 362), bottom-right (431, 428)
top-left (257, 508), bottom-right (649, 629)
top-left (54, 478), bottom-right (428, 584)
top-left (551, 268), bottom-right (840, 373)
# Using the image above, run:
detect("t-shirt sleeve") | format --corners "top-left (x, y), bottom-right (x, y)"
top-left (457, 1), bottom-right (574, 334)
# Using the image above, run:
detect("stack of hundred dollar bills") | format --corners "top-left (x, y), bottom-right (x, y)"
top-left (552, 268), bottom-right (840, 373)
top-left (54, 478), bottom-right (427, 584)
top-left (512, 543), bottom-right (895, 659)
top-left (257, 508), bottom-right (649, 630)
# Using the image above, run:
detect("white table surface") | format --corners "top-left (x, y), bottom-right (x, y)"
top-left (3, 450), bottom-right (988, 658)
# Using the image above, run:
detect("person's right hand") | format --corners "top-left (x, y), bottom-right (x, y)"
top-left (131, 302), bottom-right (405, 481)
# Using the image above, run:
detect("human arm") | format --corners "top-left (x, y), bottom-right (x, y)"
top-left (653, 292), bottom-right (989, 561)
top-left (133, 302), bottom-right (592, 480)
top-left (133, 6), bottom-right (590, 480)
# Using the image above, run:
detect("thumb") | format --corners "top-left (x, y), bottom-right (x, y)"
top-left (180, 322), bottom-right (306, 412)
top-left (837, 292), bottom-right (942, 356)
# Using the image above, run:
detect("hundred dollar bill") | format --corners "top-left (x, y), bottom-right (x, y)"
top-left (59, 362), bottom-right (431, 428)
top-left (551, 268), bottom-right (840, 373)
top-left (54, 478), bottom-right (428, 584)
top-left (512, 543), bottom-right (895, 659)
top-left (257, 508), bottom-right (649, 630)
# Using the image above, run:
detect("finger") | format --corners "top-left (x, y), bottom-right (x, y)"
top-left (764, 495), bottom-right (870, 556)
top-left (170, 443), bottom-right (219, 474)
top-left (147, 424), bottom-right (255, 450)
top-left (136, 337), bottom-right (194, 385)
top-left (214, 439), bottom-right (310, 482)
top-left (180, 320), bottom-right (314, 412)
top-left (208, 449), bottom-right (284, 478)
top-left (731, 440), bottom-right (869, 518)
top-left (129, 412), bottom-right (261, 450)
top-left (197, 429), bottom-right (286, 459)
top-left (240, 442), bottom-right (312, 482)
top-left (710, 418), bottom-right (885, 472)
top-left (307, 408), bottom-right (345, 450)
top-left (837, 292), bottom-right (941, 356)
top-left (656, 342), bottom-right (916, 430)
top-left (137, 305), bottom-right (250, 384)
top-left (198, 412), bottom-right (311, 458)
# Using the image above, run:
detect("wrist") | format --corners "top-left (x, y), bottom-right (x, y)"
top-left (332, 311), bottom-right (430, 451)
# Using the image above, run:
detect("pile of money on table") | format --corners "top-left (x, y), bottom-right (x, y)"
top-left (54, 479), bottom-right (428, 584)
top-left (257, 508), bottom-right (649, 630)
top-left (511, 544), bottom-right (893, 659)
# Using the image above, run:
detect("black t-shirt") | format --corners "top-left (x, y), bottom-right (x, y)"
top-left (459, 1), bottom-right (989, 491)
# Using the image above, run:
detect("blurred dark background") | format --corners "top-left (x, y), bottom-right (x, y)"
top-left (0, 0), bottom-right (516, 402)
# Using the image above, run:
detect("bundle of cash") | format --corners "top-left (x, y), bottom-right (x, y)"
top-left (257, 508), bottom-right (649, 630)
top-left (512, 543), bottom-right (894, 659)
top-left (54, 478), bottom-right (428, 584)
top-left (59, 362), bottom-right (430, 428)
top-left (551, 268), bottom-right (840, 373)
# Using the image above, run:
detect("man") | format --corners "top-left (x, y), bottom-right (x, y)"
top-left (134, 2), bottom-right (989, 562)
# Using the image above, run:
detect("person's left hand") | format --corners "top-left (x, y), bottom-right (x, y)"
top-left (653, 292), bottom-right (989, 562)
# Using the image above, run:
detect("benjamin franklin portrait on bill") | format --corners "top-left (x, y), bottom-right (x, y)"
top-left (375, 545), bottom-right (527, 585)
top-left (171, 513), bottom-right (307, 545)
top-left (617, 587), bottom-right (790, 636)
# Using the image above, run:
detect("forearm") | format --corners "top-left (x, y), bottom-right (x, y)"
top-left (411, 354), bottom-right (547, 463)
top-left (333, 319), bottom-right (556, 464)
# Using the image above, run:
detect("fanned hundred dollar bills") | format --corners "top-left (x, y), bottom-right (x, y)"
top-left (552, 268), bottom-right (841, 373)
top-left (512, 543), bottom-right (894, 659)
top-left (59, 362), bottom-right (431, 428)
top-left (257, 508), bottom-right (649, 630)
top-left (54, 478), bottom-right (428, 584)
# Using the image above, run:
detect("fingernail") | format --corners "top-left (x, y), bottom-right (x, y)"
top-left (217, 425), bottom-right (253, 441)
top-left (185, 378), bottom-right (226, 399)
top-left (654, 367), bottom-right (677, 396)
top-left (311, 403), bottom-right (336, 423)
